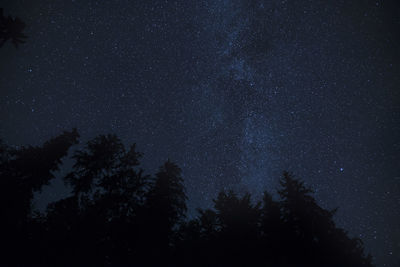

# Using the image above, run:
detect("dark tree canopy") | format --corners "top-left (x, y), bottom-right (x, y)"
top-left (0, 8), bottom-right (27, 48)
top-left (0, 129), bottom-right (79, 262)
top-left (0, 131), bottom-right (374, 266)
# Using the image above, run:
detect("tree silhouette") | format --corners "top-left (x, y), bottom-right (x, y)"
top-left (176, 172), bottom-right (373, 266)
top-left (0, 129), bottom-right (79, 262)
top-left (143, 160), bottom-right (187, 261)
top-left (0, 131), bottom-right (374, 265)
top-left (277, 171), bottom-right (373, 266)
top-left (0, 8), bottom-right (27, 48)
top-left (260, 191), bottom-right (283, 263)
top-left (46, 134), bottom-right (149, 263)
top-left (177, 191), bottom-right (264, 265)
top-left (211, 191), bottom-right (263, 264)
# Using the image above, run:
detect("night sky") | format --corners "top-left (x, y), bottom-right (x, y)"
top-left (0, 0), bottom-right (399, 266)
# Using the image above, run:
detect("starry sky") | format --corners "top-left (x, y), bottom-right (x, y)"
top-left (0, 0), bottom-right (399, 266)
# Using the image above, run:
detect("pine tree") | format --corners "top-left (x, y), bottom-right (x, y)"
top-left (278, 171), bottom-right (373, 266)
top-left (144, 160), bottom-right (187, 260)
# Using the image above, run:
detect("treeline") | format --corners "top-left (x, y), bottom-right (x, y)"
top-left (0, 129), bottom-right (373, 265)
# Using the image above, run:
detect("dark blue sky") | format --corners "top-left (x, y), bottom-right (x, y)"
top-left (0, 1), bottom-right (399, 266)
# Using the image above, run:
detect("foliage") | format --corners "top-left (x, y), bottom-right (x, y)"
top-left (0, 8), bottom-right (27, 48)
top-left (0, 129), bottom-right (79, 262)
top-left (0, 131), bottom-right (374, 266)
